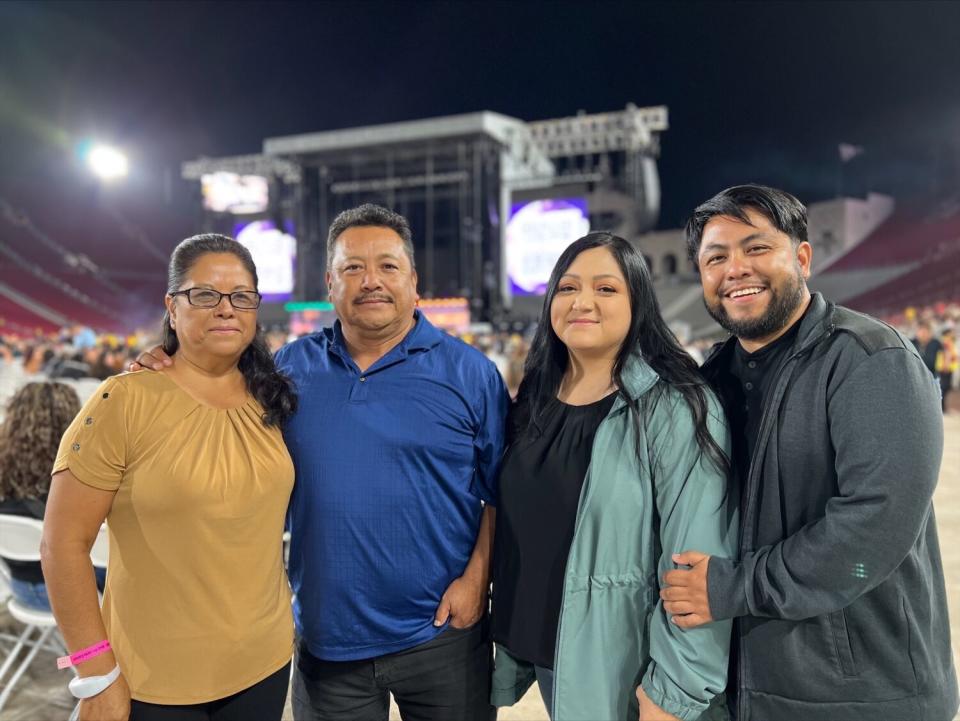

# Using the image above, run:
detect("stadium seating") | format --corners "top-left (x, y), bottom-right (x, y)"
top-left (828, 203), bottom-right (960, 271)
top-left (0, 191), bottom-right (171, 334)
top-left (0, 267), bottom-right (122, 331)
top-left (0, 294), bottom-right (59, 335)
top-left (824, 201), bottom-right (960, 314)
top-left (843, 243), bottom-right (960, 314)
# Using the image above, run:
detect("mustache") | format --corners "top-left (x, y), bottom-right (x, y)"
top-left (354, 293), bottom-right (393, 304)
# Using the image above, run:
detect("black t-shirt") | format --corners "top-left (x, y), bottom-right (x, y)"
top-left (490, 392), bottom-right (616, 669)
top-left (0, 496), bottom-right (47, 584)
top-left (913, 337), bottom-right (943, 377)
top-left (714, 301), bottom-right (811, 481)
top-left (727, 317), bottom-right (804, 472)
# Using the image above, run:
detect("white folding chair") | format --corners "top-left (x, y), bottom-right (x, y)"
top-left (0, 562), bottom-right (10, 604)
top-left (0, 560), bottom-right (17, 651)
top-left (0, 516), bottom-right (110, 709)
top-left (0, 515), bottom-right (68, 711)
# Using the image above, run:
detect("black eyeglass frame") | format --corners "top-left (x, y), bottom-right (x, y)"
top-left (168, 288), bottom-right (263, 310)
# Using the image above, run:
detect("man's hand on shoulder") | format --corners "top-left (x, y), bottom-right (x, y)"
top-left (128, 345), bottom-right (173, 372)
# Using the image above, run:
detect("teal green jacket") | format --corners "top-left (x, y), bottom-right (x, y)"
top-left (491, 355), bottom-right (737, 721)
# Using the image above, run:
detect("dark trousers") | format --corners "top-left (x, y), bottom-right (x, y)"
top-left (128, 662), bottom-right (290, 721)
top-left (292, 623), bottom-right (496, 721)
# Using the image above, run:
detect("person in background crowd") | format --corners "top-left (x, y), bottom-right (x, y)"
top-left (43, 233), bottom-right (298, 721)
top-left (0, 381), bottom-right (80, 611)
top-left (663, 184), bottom-right (958, 721)
top-left (72, 325), bottom-right (98, 351)
top-left (913, 319), bottom-right (944, 380)
top-left (266, 327), bottom-right (289, 354)
top-left (938, 326), bottom-right (958, 413)
top-left (135, 205), bottom-right (508, 721)
top-left (490, 232), bottom-right (735, 721)
top-left (504, 335), bottom-right (529, 397)
top-left (22, 345), bottom-right (54, 375)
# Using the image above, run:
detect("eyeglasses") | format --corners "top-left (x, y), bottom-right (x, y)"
top-left (169, 288), bottom-right (262, 310)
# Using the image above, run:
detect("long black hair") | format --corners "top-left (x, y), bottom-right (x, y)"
top-left (514, 232), bottom-right (728, 474)
top-left (162, 233), bottom-right (297, 427)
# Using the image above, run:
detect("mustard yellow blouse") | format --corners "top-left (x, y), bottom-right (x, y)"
top-left (54, 370), bottom-right (294, 704)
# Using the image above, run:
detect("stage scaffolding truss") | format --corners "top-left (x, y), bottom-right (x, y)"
top-left (182, 104), bottom-right (667, 320)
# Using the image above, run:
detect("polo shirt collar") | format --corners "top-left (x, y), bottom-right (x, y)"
top-left (402, 310), bottom-right (445, 352)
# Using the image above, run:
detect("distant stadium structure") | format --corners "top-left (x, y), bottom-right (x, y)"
top-left (1, 104), bottom-right (959, 337)
top-left (181, 104), bottom-right (668, 320)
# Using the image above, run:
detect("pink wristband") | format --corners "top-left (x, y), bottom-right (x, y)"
top-left (57, 640), bottom-right (112, 670)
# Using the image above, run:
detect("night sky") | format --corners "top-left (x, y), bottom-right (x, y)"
top-left (2, 0), bottom-right (960, 241)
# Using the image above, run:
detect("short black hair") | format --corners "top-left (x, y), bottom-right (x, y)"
top-left (326, 204), bottom-right (415, 269)
top-left (685, 184), bottom-right (808, 265)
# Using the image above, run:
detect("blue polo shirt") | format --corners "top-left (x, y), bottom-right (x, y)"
top-left (275, 312), bottom-right (508, 661)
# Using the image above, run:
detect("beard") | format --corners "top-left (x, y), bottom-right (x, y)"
top-left (705, 268), bottom-right (806, 340)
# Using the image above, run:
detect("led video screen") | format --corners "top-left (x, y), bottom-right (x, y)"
top-left (505, 198), bottom-right (590, 296)
top-left (202, 172), bottom-right (269, 214)
top-left (233, 219), bottom-right (297, 302)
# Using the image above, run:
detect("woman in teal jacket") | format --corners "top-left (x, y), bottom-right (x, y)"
top-left (490, 232), bottom-right (736, 721)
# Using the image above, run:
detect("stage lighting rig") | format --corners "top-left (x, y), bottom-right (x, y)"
top-left (87, 144), bottom-right (129, 181)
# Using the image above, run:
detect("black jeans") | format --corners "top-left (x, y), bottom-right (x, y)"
top-left (292, 623), bottom-right (496, 721)
top-left (127, 662), bottom-right (290, 721)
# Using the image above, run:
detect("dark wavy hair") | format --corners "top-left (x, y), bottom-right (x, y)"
top-left (514, 232), bottom-right (728, 475)
top-left (685, 184), bottom-right (808, 266)
top-left (0, 382), bottom-right (80, 500)
top-left (161, 233), bottom-right (297, 426)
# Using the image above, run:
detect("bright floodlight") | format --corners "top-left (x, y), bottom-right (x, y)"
top-left (87, 145), bottom-right (128, 180)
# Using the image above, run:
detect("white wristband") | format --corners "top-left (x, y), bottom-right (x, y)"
top-left (68, 664), bottom-right (121, 699)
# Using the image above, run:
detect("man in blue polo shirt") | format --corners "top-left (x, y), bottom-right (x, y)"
top-left (277, 204), bottom-right (507, 721)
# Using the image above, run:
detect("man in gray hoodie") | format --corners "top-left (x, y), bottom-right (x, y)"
top-left (662, 184), bottom-right (958, 721)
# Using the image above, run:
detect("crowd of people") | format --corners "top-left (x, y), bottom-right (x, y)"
top-left (0, 329), bottom-right (148, 419)
top-left (0, 187), bottom-right (957, 721)
top-left (886, 303), bottom-right (960, 413)
top-left (0, 321), bottom-right (533, 408)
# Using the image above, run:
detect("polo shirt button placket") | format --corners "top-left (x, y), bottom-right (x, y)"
top-left (349, 373), bottom-right (370, 402)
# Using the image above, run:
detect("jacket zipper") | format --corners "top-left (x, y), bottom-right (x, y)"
top-left (734, 326), bottom-right (832, 721)
top-left (738, 326), bottom-right (832, 551)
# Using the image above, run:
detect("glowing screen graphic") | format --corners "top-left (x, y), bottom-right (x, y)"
top-left (233, 219), bottom-right (296, 302)
top-left (506, 198), bottom-right (590, 296)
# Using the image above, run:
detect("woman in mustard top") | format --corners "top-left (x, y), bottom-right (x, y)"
top-left (42, 234), bottom-right (298, 721)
